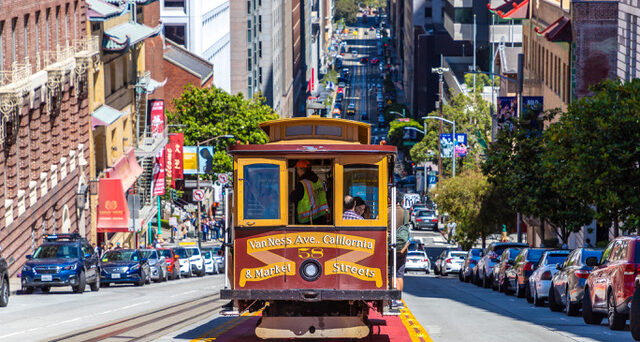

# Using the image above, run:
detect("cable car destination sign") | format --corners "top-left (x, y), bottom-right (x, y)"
top-left (239, 232), bottom-right (381, 288)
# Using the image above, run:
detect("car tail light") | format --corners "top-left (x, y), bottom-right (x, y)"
top-left (423, 258), bottom-right (429, 262)
top-left (416, 218), bottom-right (422, 222)
top-left (623, 263), bottom-right (638, 276)
top-left (523, 262), bottom-right (534, 272)
top-left (541, 270), bottom-right (552, 280)
top-left (446, 258), bottom-right (452, 264)
top-left (575, 270), bottom-right (590, 279)
top-left (431, 219), bottom-right (438, 222)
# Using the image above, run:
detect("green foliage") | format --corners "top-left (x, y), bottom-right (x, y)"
top-left (335, 0), bottom-right (358, 24)
top-left (167, 86), bottom-right (278, 175)
top-left (388, 119), bottom-right (422, 154)
top-left (431, 170), bottom-right (512, 249)
top-left (358, 0), bottom-right (385, 8)
top-left (464, 73), bottom-right (499, 91)
top-left (322, 69), bottom-right (338, 85)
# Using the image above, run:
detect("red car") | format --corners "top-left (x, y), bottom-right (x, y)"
top-left (337, 87), bottom-right (344, 94)
top-left (370, 58), bottom-right (380, 65)
top-left (583, 236), bottom-right (640, 330)
top-left (157, 248), bottom-right (181, 280)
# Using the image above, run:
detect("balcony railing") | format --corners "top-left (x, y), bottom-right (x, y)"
top-left (74, 36), bottom-right (100, 57)
top-left (0, 60), bottom-right (32, 90)
top-left (43, 45), bottom-right (76, 70)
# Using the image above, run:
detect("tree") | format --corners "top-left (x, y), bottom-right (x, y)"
top-left (167, 86), bottom-right (278, 175)
top-left (431, 170), bottom-right (512, 249)
top-left (545, 79), bottom-right (640, 236)
top-left (464, 73), bottom-right (499, 91)
top-left (387, 118), bottom-right (422, 155)
top-left (335, 0), bottom-right (358, 25)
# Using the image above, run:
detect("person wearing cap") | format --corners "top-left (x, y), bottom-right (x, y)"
top-left (289, 160), bottom-right (331, 224)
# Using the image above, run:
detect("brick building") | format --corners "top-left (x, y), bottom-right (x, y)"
top-left (617, 0), bottom-right (640, 81)
top-left (163, 39), bottom-right (213, 112)
top-left (0, 0), bottom-right (97, 276)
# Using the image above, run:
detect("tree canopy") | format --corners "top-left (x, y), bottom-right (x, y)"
top-left (167, 86), bottom-right (278, 175)
top-left (335, 0), bottom-right (358, 25)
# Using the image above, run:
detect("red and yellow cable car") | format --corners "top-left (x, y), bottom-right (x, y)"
top-left (221, 116), bottom-right (400, 339)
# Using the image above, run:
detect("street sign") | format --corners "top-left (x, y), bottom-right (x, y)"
top-left (218, 173), bottom-right (229, 185)
top-left (193, 189), bottom-right (205, 202)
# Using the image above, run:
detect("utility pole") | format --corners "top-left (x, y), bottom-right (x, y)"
top-left (431, 58), bottom-right (449, 179)
top-left (516, 53), bottom-right (524, 243)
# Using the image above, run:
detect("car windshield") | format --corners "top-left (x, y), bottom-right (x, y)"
top-left (582, 250), bottom-right (603, 262)
top-left (140, 250), bottom-right (157, 259)
top-left (173, 248), bottom-right (188, 258)
top-left (507, 248), bottom-right (522, 260)
top-left (450, 252), bottom-right (467, 259)
top-left (408, 252), bottom-right (425, 257)
top-left (418, 211), bottom-right (435, 217)
top-left (33, 244), bottom-right (79, 259)
top-left (526, 249), bottom-right (545, 262)
top-left (102, 250), bottom-right (139, 262)
top-left (186, 248), bottom-right (200, 256)
top-left (159, 249), bottom-right (173, 258)
top-left (204, 251), bottom-right (212, 258)
top-left (546, 254), bottom-right (569, 265)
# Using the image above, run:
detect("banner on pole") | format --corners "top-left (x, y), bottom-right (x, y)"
top-left (440, 133), bottom-right (454, 158)
top-left (497, 96), bottom-right (517, 131)
top-left (148, 100), bottom-right (165, 137)
top-left (454, 133), bottom-right (467, 157)
top-left (152, 149), bottom-right (166, 196)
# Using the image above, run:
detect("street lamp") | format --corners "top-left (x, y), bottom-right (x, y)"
top-left (196, 134), bottom-right (234, 250)
top-left (431, 65), bottom-right (450, 175)
top-left (422, 116), bottom-right (456, 178)
top-left (388, 110), bottom-right (405, 118)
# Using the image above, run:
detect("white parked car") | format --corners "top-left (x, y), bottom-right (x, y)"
top-left (528, 250), bottom-right (571, 306)
top-left (405, 251), bottom-right (430, 274)
top-left (202, 248), bottom-right (218, 274)
top-left (173, 247), bottom-right (192, 277)
top-left (434, 250), bottom-right (467, 276)
top-left (186, 247), bottom-right (205, 277)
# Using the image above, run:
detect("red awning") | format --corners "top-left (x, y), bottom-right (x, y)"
top-left (487, 0), bottom-right (529, 19)
top-left (535, 16), bottom-right (572, 42)
top-left (96, 178), bottom-right (131, 233)
top-left (105, 148), bottom-right (143, 192)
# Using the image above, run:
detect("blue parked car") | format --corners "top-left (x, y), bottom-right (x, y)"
top-left (100, 249), bottom-right (151, 287)
top-left (21, 234), bottom-right (100, 294)
top-left (459, 248), bottom-right (483, 283)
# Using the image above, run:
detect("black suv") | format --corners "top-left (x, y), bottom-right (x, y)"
top-left (21, 234), bottom-right (100, 294)
top-left (1, 251), bottom-right (8, 306)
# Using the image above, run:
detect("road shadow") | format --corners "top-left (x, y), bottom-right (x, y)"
top-left (403, 274), bottom-right (629, 342)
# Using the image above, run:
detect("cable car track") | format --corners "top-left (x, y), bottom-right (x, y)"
top-left (49, 293), bottom-right (224, 342)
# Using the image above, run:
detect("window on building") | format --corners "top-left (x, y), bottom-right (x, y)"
top-left (247, 0), bottom-right (251, 14)
top-left (258, 41), bottom-right (262, 58)
top-left (164, 0), bottom-right (185, 8)
top-left (259, 66), bottom-right (262, 83)
top-left (35, 12), bottom-right (39, 59)
top-left (164, 25), bottom-right (185, 46)
top-left (55, 6), bottom-right (60, 46)
top-left (23, 15), bottom-right (28, 61)
top-left (258, 15), bottom-right (262, 32)
top-left (64, 4), bottom-right (69, 43)
top-left (46, 9), bottom-right (50, 52)
top-left (0, 21), bottom-right (4, 70)
top-left (122, 57), bottom-right (128, 88)
top-left (248, 49), bottom-right (252, 72)
top-left (73, 2), bottom-right (77, 41)
top-left (11, 18), bottom-right (16, 63)
top-left (247, 19), bottom-right (252, 43)
top-left (109, 62), bottom-right (116, 93)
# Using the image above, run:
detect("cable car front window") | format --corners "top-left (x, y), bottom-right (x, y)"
top-left (343, 164), bottom-right (379, 219)
top-left (243, 164), bottom-right (280, 220)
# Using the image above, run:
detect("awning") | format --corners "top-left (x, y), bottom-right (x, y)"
top-left (103, 22), bottom-right (162, 52)
top-left (91, 104), bottom-right (124, 129)
top-left (105, 148), bottom-right (143, 192)
top-left (96, 178), bottom-right (131, 233)
top-left (534, 16), bottom-right (572, 42)
top-left (486, 0), bottom-right (529, 19)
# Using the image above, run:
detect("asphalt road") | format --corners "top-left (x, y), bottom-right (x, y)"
top-left (403, 272), bottom-right (631, 341)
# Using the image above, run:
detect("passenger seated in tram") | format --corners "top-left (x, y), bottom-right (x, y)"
top-left (289, 160), bottom-right (331, 224)
top-left (342, 195), bottom-right (364, 220)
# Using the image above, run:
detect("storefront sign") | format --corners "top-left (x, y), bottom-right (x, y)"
top-left (152, 149), bottom-right (165, 196)
top-left (167, 133), bottom-right (184, 183)
top-left (106, 148), bottom-right (143, 192)
top-left (97, 178), bottom-right (130, 232)
top-left (148, 99), bottom-right (165, 137)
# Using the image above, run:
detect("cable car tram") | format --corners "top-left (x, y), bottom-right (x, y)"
top-left (221, 116), bottom-right (401, 339)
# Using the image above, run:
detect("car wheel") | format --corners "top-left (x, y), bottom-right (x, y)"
top-left (516, 279), bottom-right (525, 298)
top-left (41, 286), bottom-right (51, 293)
top-left (425, 269), bottom-right (429, 275)
top-left (441, 270), bottom-right (447, 277)
top-left (164, 268), bottom-right (169, 282)
top-left (90, 275), bottom-right (100, 292)
top-left (0, 277), bottom-right (8, 307)
top-left (145, 271), bottom-right (151, 284)
top-left (21, 284), bottom-right (34, 294)
top-left (607, 290), bottom-right (626, 330)
top-left (630, 284), bottom-right (640, 340)
top-left (199, 267), bottom-right (205, 277)
top-left (533, 286), bottom-right (545, 306)
top-left (582, 287), bottom-right (604, 325)
top-left (136, 271), bottom-right (145, 287)
top-left (548, 286), bottom-right (563, 312)
top-left (483, 274), bottom-right (491, 289)
top-left (458, 271), bottom-right (463, 282)
top-left (525, 283), bottom-right (534, 303)
top-left (72, 271), bottom-right (86, 294)
top-left (565, 288), bottom-right (579, 316)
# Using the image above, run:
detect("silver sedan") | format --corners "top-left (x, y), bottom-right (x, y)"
top-left (140, 249), bottom-right (168, 282)
top-left (528, 250), bottom-right (571, 306)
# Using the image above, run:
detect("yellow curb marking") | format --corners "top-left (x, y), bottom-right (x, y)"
top-left (399, 300), bottom-right (434, 342)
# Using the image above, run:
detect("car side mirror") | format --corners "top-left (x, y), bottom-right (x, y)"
top-left (26, 255), bottom-right (32, 260)
top-left (585, 256), bottom-right (599, 267)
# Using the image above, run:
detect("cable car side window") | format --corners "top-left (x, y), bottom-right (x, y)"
top-left (343, 164), bottom-right (379, 219)
top-left (243, 164), bottom-right (280, 220)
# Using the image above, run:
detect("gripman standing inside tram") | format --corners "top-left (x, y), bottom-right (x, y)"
top-left (289, 160), bottom-right (331, 224)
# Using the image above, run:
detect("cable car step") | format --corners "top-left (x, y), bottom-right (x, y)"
top-left (255, 316), bottom-right (370, 339)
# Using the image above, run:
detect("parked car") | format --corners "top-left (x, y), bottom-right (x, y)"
top-left (21, 234), bottom-right (100, 294)
top-left (434, 250), bottom-right (466, 276)
top-left (347, 103), bottom-right (356, 116)
top-left (201, 248), bottom-right (218, 274)
top-left (1, 251), bottom-right (9, 306)
top-left (139, 249), bottom-right (168, 282)
top-left (100, 249), bottom-right (150, 287)
top-left (528, 249), bottom-right (572, 306)
top-left (475, 242), bottom-right (529, 288)
top-left (335, 92), bottom-right (344, 102)
top-left (409, 203), bottom-right (427, 223)
top-left (631, 275), bottom-right (640, 340)
top-left (459, 248), bottom-right (483, 282)
top-left (549, 248), bottom-right (603, 315)
top-left (492, 248), bottom-right (524, 292)
top-left (360, 57), bottom-right (369, 64)
top-left (405, 251), bottom-right (431, 274)
top-left (505, 248), bottom-right (549, 298)
top-left (157, 248), bottom-right (180, 280)
top-left (173, 247), bottom-right (192, 277)
top-left (185, 246), bottom-right (205, 277)
top-left (412, 210), bottom-right (438, 231)
top-left (583, 236), bottom-right (640, 330)
top-left (213, 247), bottom-right (225, 273)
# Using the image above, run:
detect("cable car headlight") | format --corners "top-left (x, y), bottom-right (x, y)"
top-left (300, 259), bottom-right (322, 281)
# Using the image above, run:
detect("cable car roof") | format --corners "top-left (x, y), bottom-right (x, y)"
top-left (258, 116), bottom-right (371, 145)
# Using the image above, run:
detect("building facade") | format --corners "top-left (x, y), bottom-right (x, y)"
top-left (617, 0), bottom-right (640, 81)
top-left (0, 0), bottom-right (96, 276)
top-left (160, 0), bottom-right (230, 92)
top-left (163, 39), bottom-right (214, 113)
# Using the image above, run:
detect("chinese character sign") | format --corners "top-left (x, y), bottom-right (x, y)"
top-left (454, 133), bottom-right (467, 157)
top-left (440, 133), bottom-right (454, 158)
top-left (148, 100), bottom-right (165, 137)
top-left (497, 96), bottom-right (517, 131)
top-left (152, 149), bottom-right (166, 196)
top-left (168, 133), bottom-right (184, 183)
